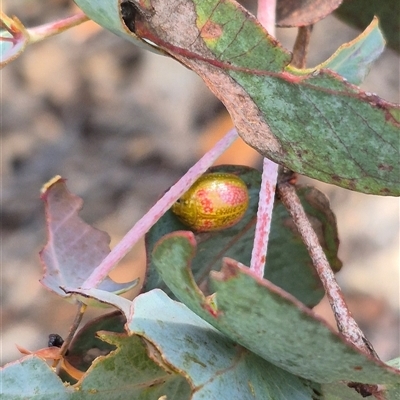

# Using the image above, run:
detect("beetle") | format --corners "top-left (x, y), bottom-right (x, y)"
top-left (48, 333), bottom-right (64, 348)
top-left (172, 172), bottom-right (249, 232)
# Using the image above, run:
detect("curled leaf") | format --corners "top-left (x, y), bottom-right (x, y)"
top-left (317, 17), bottom-right (385, 85)
top-left (15, 345), bottom-right (61, 362)
top-left (39, 176), bottom-right (139, 305)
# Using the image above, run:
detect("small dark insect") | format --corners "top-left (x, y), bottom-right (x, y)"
top-left (120, 1), bottom-right (142, 33)
top-left (48, 333), bottom-right (64, 348)
top-left (48, 333), bottom-right (70, 355)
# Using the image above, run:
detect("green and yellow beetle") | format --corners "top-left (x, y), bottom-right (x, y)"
top-left (172, 172), bottom-right (249, 232)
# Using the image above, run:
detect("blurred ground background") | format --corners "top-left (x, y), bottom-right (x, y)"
top-left (1, 0), bottom-right (399, 366)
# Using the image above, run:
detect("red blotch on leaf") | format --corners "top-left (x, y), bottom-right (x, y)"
top-left (201, 20), bottom-right (223, 40)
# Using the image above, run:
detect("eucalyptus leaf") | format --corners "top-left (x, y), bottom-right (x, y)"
top-left (74, 0), bottom-right (400, 195)
top-left (56, 288), bottom-right (323, 399)
top-left (126, 289), bottom-right (322, 399)
top-left (0, 356), bottom-right (73, 400)
top-left (317, 17), bottom-right (385, 85)
top-left (151, 232), bottom-right (400, 384)
top-left (74, 0), bottom-right (163, 54)
top-left (335, 0), bottom-right (400, 52)
top-left (39, 177), bottom-right (139, 304)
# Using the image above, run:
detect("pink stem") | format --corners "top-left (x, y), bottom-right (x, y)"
top-left (249, 0), bottom-right (279, 277)
top-left (249, 159), bottom-right (278, 275)
top-left (257, 0), bottom-right (277, 36)
top-left (82, 129), bottom-right (239, 289)
top-left (27, 12), bottom-right (88, 43)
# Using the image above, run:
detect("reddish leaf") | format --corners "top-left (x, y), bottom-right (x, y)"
top-left (276, 0), bottom-right (343, 27)
top-left (16, 344), bottom-right (61, 361)
top-left (39, 176), bottom-right (138, 301)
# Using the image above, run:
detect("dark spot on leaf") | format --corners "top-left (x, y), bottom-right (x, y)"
top-left (220, 258), bottom-right (241, 279)
top-left (312, 387), bottom-right (322, 396)
top-left (378, 163), bottom-right (393, 172)
top-left (348, 382), bottom-right (377, 397)
top-left (348, 179), bottom-right (357, 190)
top-left (379, 187), bottom-right (391, 195)
top-left (330, 175), bottom-right (341, 182)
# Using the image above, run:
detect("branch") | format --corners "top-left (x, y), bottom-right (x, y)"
top-left (291, 26), bottom-right (313, 69)
top-left (249, 0), bottom-right (279, 277)
top-left (277, 181), bottom-right (379, 360)
top-left (27, 13), bottom-right (89, 44)
top-left (53, 301), bottom-right (87, 368)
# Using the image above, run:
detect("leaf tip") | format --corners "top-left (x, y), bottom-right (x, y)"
top-left (40, 175), bottom-right (64, 197)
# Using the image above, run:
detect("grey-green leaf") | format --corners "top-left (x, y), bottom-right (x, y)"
top-left (75, 0), bottom-right (400, 195)
top-left (151, 232), bottom-right (400, 384)
top-left (126, 289), bottom-right (322, 399)
top-left (317, 17), bottom-right (385, 85)
top-left (0, 356), bottom-right (73, 400)
top-left (74, 0), bottom-right (163, 54)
